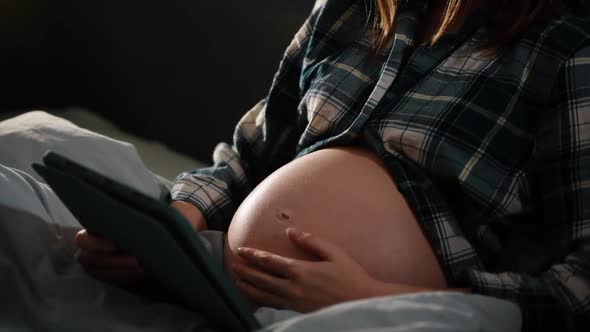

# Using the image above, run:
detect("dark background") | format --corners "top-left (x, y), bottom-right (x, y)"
top-left (0, 0), bottom-right (315, 162)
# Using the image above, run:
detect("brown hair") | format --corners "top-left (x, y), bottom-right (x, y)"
top-left (374, 0), bottom-right (589, 50)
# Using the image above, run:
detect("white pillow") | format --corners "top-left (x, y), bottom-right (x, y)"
top-left (0, 110), bottom-right (165, 199)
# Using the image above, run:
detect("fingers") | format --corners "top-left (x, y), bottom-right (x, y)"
top-left (232, 263), bottom-right (291, 297)
top-left (75, 249), bottom-right (144, 284)
top-left (235, 279), bottom-right (287, 309)
top-left (75, 229), bottom-right (144, 284)
top-left (75, 249), bottom-right (141, 269)
top-left (286, 228), bottom-right (338, 260)
top-left (237, 247), bottom-right (295, 278)
top-left (75, 229), bottom-right (116, 254)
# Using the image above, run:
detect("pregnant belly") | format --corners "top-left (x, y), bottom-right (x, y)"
top-left (225, 147), bottom-right (447, 288)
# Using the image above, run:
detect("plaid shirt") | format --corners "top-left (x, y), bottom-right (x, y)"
top-left (172, 1), bottom-right (590, 330)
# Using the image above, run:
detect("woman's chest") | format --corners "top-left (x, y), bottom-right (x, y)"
top-left (295, 39), bottom-right (562, 219)
top-left (298, 39), bottom-right (557, 175)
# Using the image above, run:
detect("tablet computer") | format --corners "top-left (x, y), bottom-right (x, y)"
top-left (33, 151), bottom-right (260, 332)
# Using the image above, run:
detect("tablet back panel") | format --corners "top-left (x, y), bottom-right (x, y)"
top-left (38, 152), bottom-right (258, 330)
top-left (34, 163), bottom-right (256, 332)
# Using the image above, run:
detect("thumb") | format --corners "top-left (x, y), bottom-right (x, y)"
top-left (286, 228), bottom-right (340, 260)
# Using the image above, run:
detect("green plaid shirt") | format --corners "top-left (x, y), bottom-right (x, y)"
top-left (172, 1), bottom-right (590, 330)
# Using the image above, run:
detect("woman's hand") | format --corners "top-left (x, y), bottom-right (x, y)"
top-left (75, 201), bottom-right (208, 284)
top-left (232, 228), bottom-right (394, 313)
top-left (75, 229), bottom-right (144, 285)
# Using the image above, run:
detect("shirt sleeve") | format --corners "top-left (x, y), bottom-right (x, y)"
top-left (466, 45), bottom-right (590, 331)
top-left (170, 3), bottom-right (325, 231)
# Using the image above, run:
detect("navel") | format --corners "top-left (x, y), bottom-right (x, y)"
top-left (275, 209), bottom-right (295, 228)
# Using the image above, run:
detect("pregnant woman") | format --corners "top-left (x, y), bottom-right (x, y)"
top-left (75, 0), bottom-right (590, 331)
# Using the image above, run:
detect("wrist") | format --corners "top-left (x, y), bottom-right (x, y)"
top-left (170, 201), bottom-right (208, 231)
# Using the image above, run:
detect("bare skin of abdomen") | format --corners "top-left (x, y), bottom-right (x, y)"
top-left (224, 147), bottom-right (447, 289)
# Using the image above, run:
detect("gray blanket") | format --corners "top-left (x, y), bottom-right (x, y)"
top-left (0, 111), bottom-right (522, 332)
